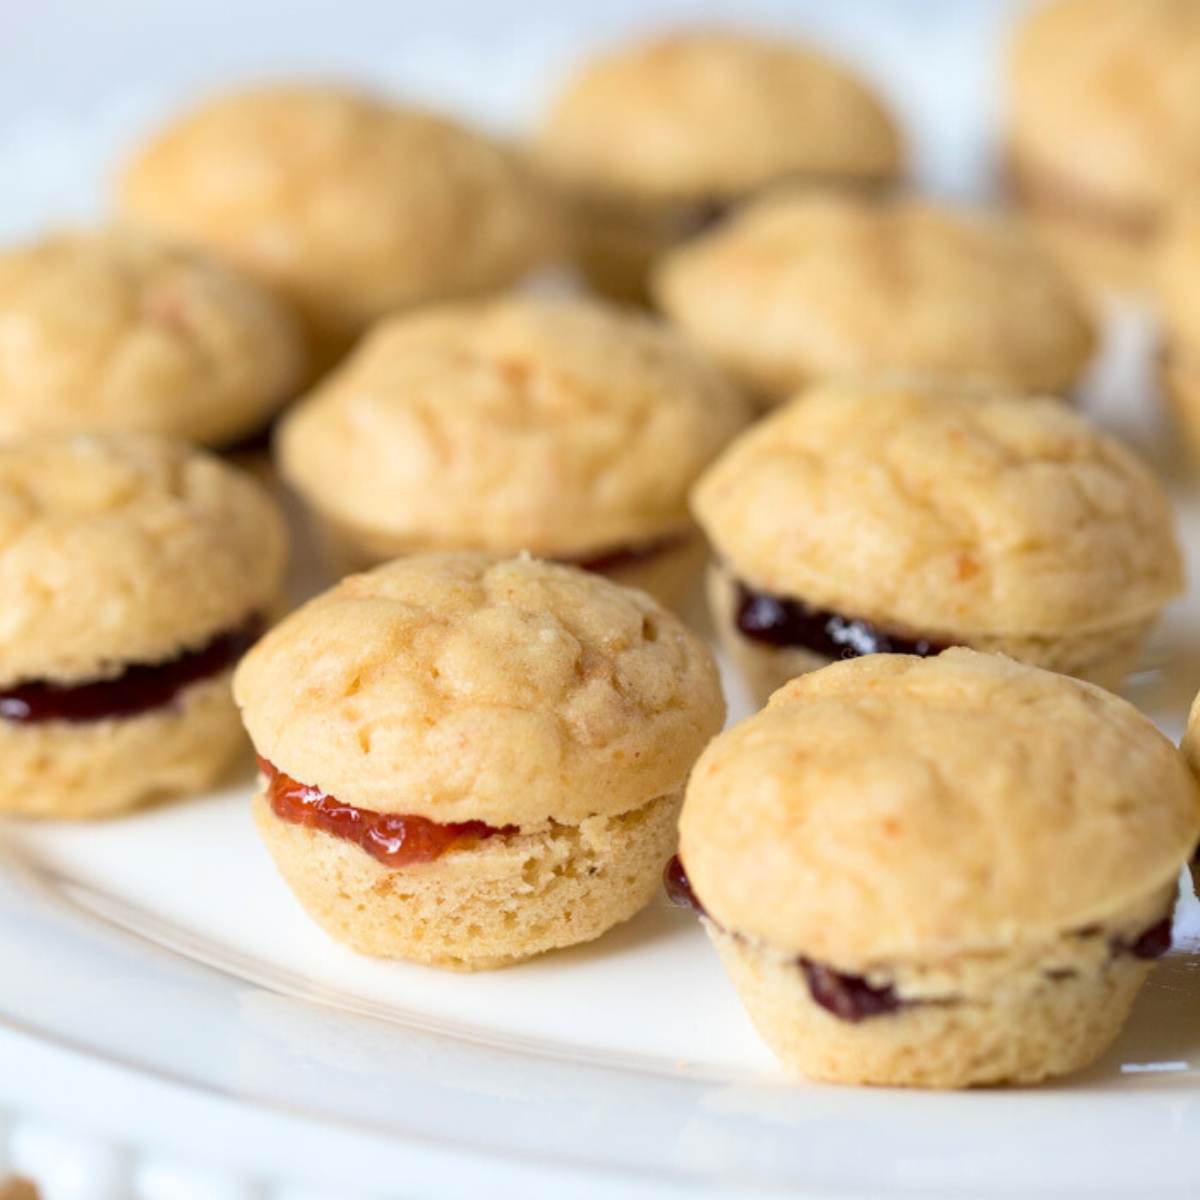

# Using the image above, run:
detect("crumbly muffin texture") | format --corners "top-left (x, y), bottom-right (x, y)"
top-left (119, 84), bottom-right (553, 352)
top-left (0, 227), bottom-right (305, 446)
top-left (681, 650), bottom-right (1200, 964)
top-left (654, 194), bottom-right (1095, 399)
top-left (536, 29), bottom-right (901, 201)
top-left (691, 378), bottom-right (1182, 638)
top-left (254, 788), bottom-right (681, 969)
top-left (0, 433), bottom-right (286, 686)
top-left (234, 553), bottom-right (725, 827)
top-left (1009, 0), bottom-right (1200, 224)
top-left (276, 296), bottom-right (750, 557)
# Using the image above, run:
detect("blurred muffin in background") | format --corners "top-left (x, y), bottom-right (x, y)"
top-left (275, 295), bottom-right (752, 609)
top-left (0, 227), bottom-right (305, 448)
top-left (1156, 201), bottom-right (1200, 458)
top-left (119, 84), bottom-right (556, 367)
top-left (535, 29), bottom-right (903, 305)
top-left (692, 377), bottom-right (1182, 704)
top-left (654, 192), bottom-right (1095, 405)
top-left (1008, 0), bottom-right (1200, 297)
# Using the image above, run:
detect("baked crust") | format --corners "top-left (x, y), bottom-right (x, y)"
top-left (276, 296), bottom-right (750, 557)
top-left (0, 433), bottom-right (286, 686)
top-left (1009, 0), bottom-right (1200, 223)
top-left (0, 227), bottom-right (305, 446)
top-left (536, 29), bottom-right (901, 202)
top-left (654, 193), bottom-right (1095, 400)
top-left (119, 83), bottom-right (554, 354)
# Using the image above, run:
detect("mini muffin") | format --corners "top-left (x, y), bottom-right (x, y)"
top-left (119, 84), bottom-right (553, 363)
top-left (654, 193), bottom-right (1095, 404)
top-left (1008, 0), bottom-right (1200, 296)
top-left (0, 227), bottom-right (305, 449)
top-left (0, 434), bottom-right (286, 818)
top-left (535, 29), bottom-right (902, 304)
top-left (672, 649), bottom-right (1200, 1088)
top-left (275, 296), bottom-right (751, 608)
top-left (692, 378), bottom-right (1182, 703)
top-left (234, 552), bottom-right (724, 970)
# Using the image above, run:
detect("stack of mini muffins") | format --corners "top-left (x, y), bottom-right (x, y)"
top-left (1, 4), bottom-right (1199, 1093)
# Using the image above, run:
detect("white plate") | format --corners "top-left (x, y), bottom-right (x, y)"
top-left (2, 306), bottom-right (1200, 1199)
top-left (2, 3), bottom-right (1200, 1196)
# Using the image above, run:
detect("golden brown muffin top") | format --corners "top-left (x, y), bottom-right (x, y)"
top-left (682, 649), bottom-right (1200, 962)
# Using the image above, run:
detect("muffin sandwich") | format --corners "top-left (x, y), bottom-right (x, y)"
top-left (0, 434), bottom-right (286, 818)
top-left (119, 83), bottom-right (553, 363)
top-left (692, 378), bottom-right (1182, 702)
top-left (234, 553), bottom-right (724, 970)
top-left (654, 192), bottom-right (1095, 404)
top-left (275, 295), bottom-right (751, 607)
top-left (536, 29), bottom-right (902, 304)
top-left (673, 649), bottom-right (1200, 1087)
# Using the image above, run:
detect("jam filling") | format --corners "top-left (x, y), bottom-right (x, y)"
top-left (0, 616), bottom-right (263, 725)
top-left (664, 857), bottom-right (1175, 1024)
top-left (259, 757), bottom-right (514, 867)
top-left (798, 960), bottom-right (902, 1022)
top-left (561, 533), bottom-right (687, 576)
top-left (665, 856), bottom-right (903, 1021)
top-left (733, 580), bottom-right (949, 659)
top-left (664, 854), bottom-right (707, 915)
top-left (1116, 915), bottom-right (1173, 961)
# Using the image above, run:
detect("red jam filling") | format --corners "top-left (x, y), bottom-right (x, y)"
top-left (258, 757), bottom-right (514, 867)
top-left (0, 616), bottom-right (263, 725)
top-left (734, 580), bottom-right (948, 659)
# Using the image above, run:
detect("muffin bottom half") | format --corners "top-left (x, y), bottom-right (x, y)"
top-left (0, 669), bottom-right (248, 819)
top-left (253, 788), bottom-right (682, 970)
top-left (707, 883), bottom-right (1175, 1089)
top-left (707, 562), bottom-right (1155, 705)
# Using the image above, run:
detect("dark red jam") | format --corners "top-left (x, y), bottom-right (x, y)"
top-left (665, 855), bottom-right (903, 1022)
top-left (664, 854), bottom-right (706, 915)
top-left (0, 616), bottom-right (263, 725)
top-left (1119, 915), bottom-right (1174, 961)
top-left (799, 960), bottom-right (903, 1022)
top-left (734, 581), bottom-right (949, 659)
top-left (562, 533), bottom-right (687, 576)
top-left (259, 757), bottom-right (514, 867)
